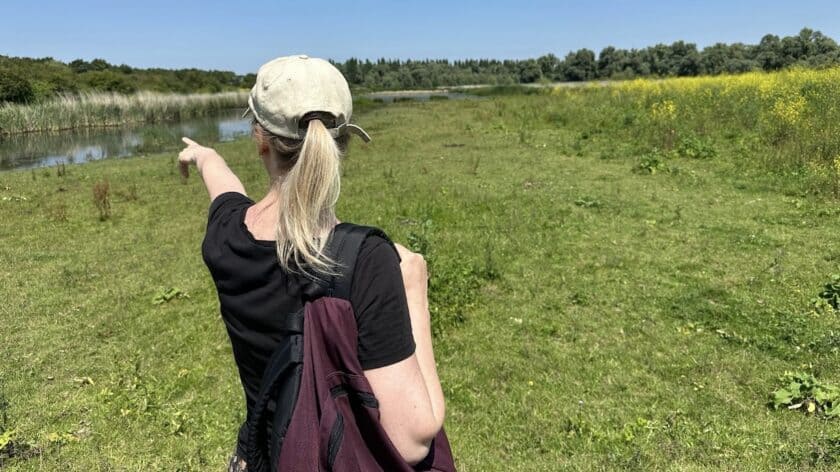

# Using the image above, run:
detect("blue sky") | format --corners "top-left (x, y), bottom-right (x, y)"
top-left (2, 0), bottom-right (839, 74)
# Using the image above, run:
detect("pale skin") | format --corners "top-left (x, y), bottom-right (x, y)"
top-left (178, 137), bottom-right (445, 465)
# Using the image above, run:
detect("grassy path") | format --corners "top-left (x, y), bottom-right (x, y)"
top-left (1, 95), bottom-right (839, 470)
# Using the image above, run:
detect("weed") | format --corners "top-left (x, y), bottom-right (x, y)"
top-left (0, 390), bottom-right (7, 431)
top-left (633, 150), bottom-right (670, 174)
top-left (813, 274), bottom-right (840, 312)
top-left (428, 262), bottom-right (483, 336)
top-left (49, 202), bottom-right (68, 222)
top-left (127, 183), bottom-right (138, 201)
top-left (406, 219), bottom-right (433, 255)
top-left (152, 287), bottom-right (188, 305)
top-left (0, 429), bottom-right (41, 467)
top-left (469, 156), bottom-right (480, 175)
top-left (382, 167), bottom-right (395, 183)
top-left (480, 243), bottom-right (501, 281)
top-left (809, 435), bottom-right (840, 466)
top-left (92, 180), bottom-right (111, 220)
top-left (518, 128), bottom-right (530, 145)
top-left (676, 135), bottom-right (717, 159)
top-left (770, 372), bottom-right (840, 417)
top-left (115, 183), bottom-right (140, 202)
top-left (574, 196), bottom-right (602, 208)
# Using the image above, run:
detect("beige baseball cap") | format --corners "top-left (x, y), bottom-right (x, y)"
top-left (243, 54), bottom-right (371, 142)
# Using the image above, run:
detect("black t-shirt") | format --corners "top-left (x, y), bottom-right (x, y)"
top-left (201, 192), bottom-right (415, 413)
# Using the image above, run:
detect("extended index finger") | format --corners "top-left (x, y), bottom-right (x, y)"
top-left (181, 137), bottom-right (198, 146)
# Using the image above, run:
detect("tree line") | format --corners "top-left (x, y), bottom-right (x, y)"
top-left (336, 28), bottom-right (840, 88)
top-left (0, 56), bottom-right (255, 103)
top-left (1, 28), bottom-right (839, 103)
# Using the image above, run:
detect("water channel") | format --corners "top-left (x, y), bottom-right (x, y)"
top-left (0, 91), bottom-right (470, 171)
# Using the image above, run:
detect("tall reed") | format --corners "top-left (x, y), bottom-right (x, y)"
top-left (0, 91), bottom-right (249, 135)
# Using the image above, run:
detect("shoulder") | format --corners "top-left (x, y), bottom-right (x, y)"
top-left (346, 231), bottom-right (416, 371)
top-left (348, 231), bottom-right (403, 303)
top-left (357, 234), bottom-right (399, 266)
top-left (207, 191), bottom-right (253, 223)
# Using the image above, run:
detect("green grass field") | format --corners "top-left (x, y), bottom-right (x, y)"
top-left (1, 89), bottom-right (839, 470)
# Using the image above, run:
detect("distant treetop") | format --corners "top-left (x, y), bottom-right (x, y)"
top-left (1, 28), bottom-right (838, 104)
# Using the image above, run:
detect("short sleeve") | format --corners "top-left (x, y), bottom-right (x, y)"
top-left (350, 235), bottom-right (416, 370)
top-left (207, 191), bottom-right (253, 227)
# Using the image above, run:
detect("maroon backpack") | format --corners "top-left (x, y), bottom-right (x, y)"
top-left (243, 223), bottom-right (456, 471)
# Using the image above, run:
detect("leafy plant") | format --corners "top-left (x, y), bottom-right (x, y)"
top-left (406, 219), bottom-right (433, 255)
top-left (633, 151), bottom-right (669, 174)
top-left (770, 372), bottom-right (840, 417)
top-left (152, 287), bottom-right (188, 305)
top-left (813, 274), bottom-right (840, 312)
top-left (676, 135), bottom-right (717, 159)
top-left (574, 196), bottom-right (602, 208)
top-left (0, 429), bottom-right (40, 466)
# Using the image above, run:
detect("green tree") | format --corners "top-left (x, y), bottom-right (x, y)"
top-left (518, 59), bottom-right (543, 83)
top-left (668, 41), bottom-right (701, 76)
top-left (597, 46), bottom-right (624, 78)
top-left (89, 58), bottom-right (111, 72)
top-left (537, 54), bottom-right (560, 79)
top-left (84, 70), bottom-right (136, 94)
top-left (755, 34), bottom-right (783, 70)
top-left (562, 49), bottom-right (596, 81)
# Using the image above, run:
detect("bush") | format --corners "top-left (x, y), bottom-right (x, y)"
top-left (633, 150), bottom-right (670, 174)
top-left (92, 180), bottom-right (111, 221)
top-left (0, 70), bottom-right (35, 104)
top-left (676, 135), bottom-right (717, 159)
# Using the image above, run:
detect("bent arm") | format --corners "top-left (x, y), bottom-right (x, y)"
top-left (364, 354), bottom-right (443, 465)
top-left (363, 245), bottom-right (445, 466)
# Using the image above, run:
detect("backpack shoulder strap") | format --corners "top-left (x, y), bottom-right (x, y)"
top-left (326, 223), bottom-right (390, 300)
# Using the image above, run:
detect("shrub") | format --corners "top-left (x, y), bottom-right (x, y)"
top-left (633, 150), bottom-right (670, 174)
top-left (92, 180), bottom-right (111, 221)
top-left (0, 70), bottom-right (34, 104)
top-left (676, 135), bottom-right (717, 159)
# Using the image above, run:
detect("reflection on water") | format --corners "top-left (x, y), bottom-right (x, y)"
top-left (0, 91), bottom-right (474, 171)
top-left (0, 109), bottom-right (252, 171)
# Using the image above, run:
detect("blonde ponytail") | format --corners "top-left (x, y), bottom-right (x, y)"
top-left (275, 119), bottom-right (342, 276)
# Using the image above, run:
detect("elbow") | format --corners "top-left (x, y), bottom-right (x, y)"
top-left (403, 441), bottom-right (432, 467)
top-left (402, 412), bottom-right (445, 466)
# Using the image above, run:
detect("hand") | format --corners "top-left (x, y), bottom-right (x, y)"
top-left (177, 137), bottom-right (218, 179)
top-left (394, 243), bottom-right (429, 310)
